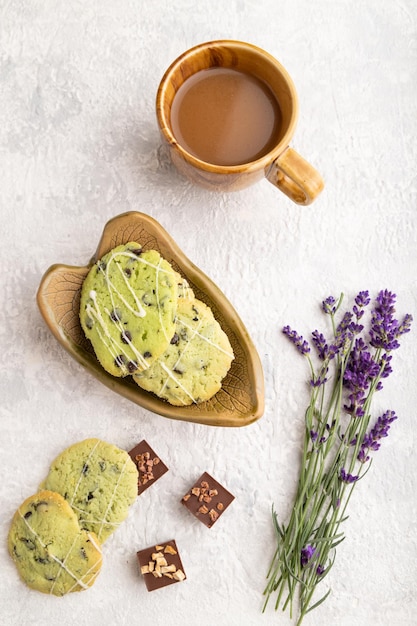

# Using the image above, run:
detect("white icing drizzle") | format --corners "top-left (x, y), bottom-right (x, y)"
top-left (155, 256), bottom-right (172, 344)
top-left (92, 322), bottom-right (130, 372)
top-left (179, 317), bottom-right (235, 358)
top-left (157, 314), bottom-right (206, 401)
top-left (159, 362), bottom-right (196, 404)
top-left (104, 306), bottom-right (148, 368)
top-left (70, 504), bottom-right (121, 528)
top-left (106, 258), bottom-right (146, 319)
top-left (178, 278), bottom-right (193, 300)
top-left (154, 308), bottom-right (233, 403)
top-left (67, 441), bottom-right (129, 539)
top-left (18, 509), bottom-right (102, 594)
top-left (86, 533), bottom-right (101, 553)
top-left (48, 533), bottom-right (82, 595)
top-left (69, 439), bottom-right (100, 508)
top-left (96, 456), bottom-right (129, 540)
top-left (66, 553), bottom-right (102, 594)
top-left (86, 248), bottom-right (177, 373)
top-left (86, 293), bottom-right (148, 372)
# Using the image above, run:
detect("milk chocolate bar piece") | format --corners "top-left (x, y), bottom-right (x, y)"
top-left (128, 440), bottom-right (168, 495)
top-left (137, 539), bottom-right (186, 591)
top-left (181, 471), bottom-right (235, 528)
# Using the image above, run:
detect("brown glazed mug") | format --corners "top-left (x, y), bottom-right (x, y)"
top-left (156, 40), bottom-right (324, 205)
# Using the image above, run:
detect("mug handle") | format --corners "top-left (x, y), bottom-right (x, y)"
top-left (265, 147), bottom-right (324, 205)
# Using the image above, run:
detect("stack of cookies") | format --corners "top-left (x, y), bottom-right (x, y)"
top-left (8, 438), bottom-right (138, 596)
top-left (79, 243), bottom-right (234, 406)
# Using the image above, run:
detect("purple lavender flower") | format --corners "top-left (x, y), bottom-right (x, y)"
top-left (322, 296), bottom-right (337, 315)
top-left (343, 338), bottom-right (381, 417)
top-left (283, 325), bottom-right (310, 355)
top-left (310, 430), bottom-right (318, 442)
top-left (349, 321), bottom-right (364, 335)
top-left (369, 290), bottom-right (413, 351)
top-left (301, 545), bottom-right (316, 567)
top-left (310, 363), bottom-right (329, 387)
top-left (266, 291), bottom-right (412, 620)
top-left (355, 290), bottom-right (371, 308)
top-left (398, 313), bottom-right (413, 336)
top-left (311, 330), bottom-right (339, 362)
top-left (339, 467), bottom-right (359, 484)
top-left (353, 291), bottom-right (371, 320)
top-left (333, 311), bottom-right (354, 354)
top-left (337, 292), bottom-right (370, 334)
top-left (379, 353), bottom-right (393, 379)
top-left (310, 376), bottom-right (327, 388)
top-left (336, 311), bottom-right (353, 334)
top-left (310, 423), bottom-right (333, 445)
top-left (373, 354), bottom-right (393, 391)
top-left (358, 410), bottom-right (398, 463)
top-left (311, 330), bottom-right (328, 360)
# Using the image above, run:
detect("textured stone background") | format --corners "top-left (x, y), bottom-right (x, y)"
top-left (1, 1), bottom-right (416, 625)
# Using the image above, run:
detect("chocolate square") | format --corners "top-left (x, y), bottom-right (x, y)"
top-left (128, 440), bottom-right (168, 495)
top-left (181, 471), bottom-right (235, 528)
top-left (137, 539), bottom-right (186, 591)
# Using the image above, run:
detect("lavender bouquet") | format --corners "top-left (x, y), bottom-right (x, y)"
top-left (263, 290), bottom-right (413, 624)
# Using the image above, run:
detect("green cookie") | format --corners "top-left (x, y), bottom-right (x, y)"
top-left (40, 439), bottom-right (138, 542)
top-left (134, 298), bottom-right (234, 405)
top-left (80, 243), bottom-right (179, 377)
top-left (8, 490), bottom-right (102, 596)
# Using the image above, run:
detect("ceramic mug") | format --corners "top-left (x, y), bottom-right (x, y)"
top-left (156, 40), bottom-right (324, 205)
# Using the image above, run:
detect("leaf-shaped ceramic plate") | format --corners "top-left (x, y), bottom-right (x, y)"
top-left (36, 212), bottom-right (264, 427)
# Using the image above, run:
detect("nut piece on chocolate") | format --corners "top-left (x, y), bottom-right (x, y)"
top-left (137, 540), bottom-right (186, 591)
top-left (181, 472), bottom-right (235, 528)
top-left (128, 440), bottom-right (168, 496)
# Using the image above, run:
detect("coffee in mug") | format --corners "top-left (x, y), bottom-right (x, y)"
top-left (156, 40), bottom-right (324, 204)
top-left (170, 67), bottom-right (282, 166)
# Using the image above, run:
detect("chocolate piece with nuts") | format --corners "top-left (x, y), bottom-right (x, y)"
top-left (128, 440), bottom-right (168, 496)
top-left (181, 472), bottom-right (235, 528)
top-left (137, 540), bottom-right (186, 591)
